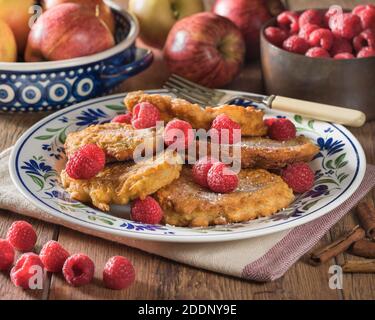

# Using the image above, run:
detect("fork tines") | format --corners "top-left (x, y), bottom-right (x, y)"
top-left (163, 74), bottom-right (225, 106)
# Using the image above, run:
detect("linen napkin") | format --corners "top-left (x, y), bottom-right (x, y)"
top-left (1, 147), bottom-right (374, 282)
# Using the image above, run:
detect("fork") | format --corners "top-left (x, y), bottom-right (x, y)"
top-left (163, 74), bottom-right (366, 127)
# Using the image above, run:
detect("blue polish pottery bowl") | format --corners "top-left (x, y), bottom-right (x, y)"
top-left (0, 4), bottom-right (153, 112)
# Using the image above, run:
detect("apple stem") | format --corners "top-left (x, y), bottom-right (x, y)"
top-left (170, 2), bottom-right (180, 20)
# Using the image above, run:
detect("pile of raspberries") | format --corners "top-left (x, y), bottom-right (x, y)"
top-left (0, 221), bottom-right (135, 290)
top-left (265, 5), bottom-right (375, 59)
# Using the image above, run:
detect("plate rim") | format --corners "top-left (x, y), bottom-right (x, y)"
top-left (9, 90), bottom-right (367, 243)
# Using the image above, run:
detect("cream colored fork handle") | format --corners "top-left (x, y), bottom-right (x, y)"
top-left (271, 96), bottom-right (366, 127)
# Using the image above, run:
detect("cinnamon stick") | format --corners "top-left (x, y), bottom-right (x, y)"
top-left (356, 202), bottom-right (375, 240)
top-left (310, 225), bottom-right (365, 264)
top-left (351, 239), bottom-right (375, 259)
top-left (342, 260), bottom-right (375, 273)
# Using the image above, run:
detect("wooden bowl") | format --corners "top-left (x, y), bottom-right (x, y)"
top-left (260, 17), bottom-right (375, 121)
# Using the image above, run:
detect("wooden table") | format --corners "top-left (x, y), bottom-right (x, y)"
top-left (1, 0), bottom-right (375, 300)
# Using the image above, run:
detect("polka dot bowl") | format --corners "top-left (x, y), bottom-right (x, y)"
top-left (0, 3), bottom-right (153, 112)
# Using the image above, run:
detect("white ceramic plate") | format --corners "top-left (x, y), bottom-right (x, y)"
top-left (9, 90), bottom-right (366, 243)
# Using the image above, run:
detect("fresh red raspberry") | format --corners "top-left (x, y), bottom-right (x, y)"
top-left (353, 5), bottom-right (368, 16)
top-left (10, 253), bottom-right (44, 289)
top-left (210, 114), bottom-right (241, 144)
top-left (354, 5), bottom-right (375, 30)
top-left (62, 253), bottom-right (95, 287)
top-left (299, 9), bottom-right (324, 27)
top-left (164, 119), bottom-right (194, 149)
top-left (282, 162), bottom-right (315, 193)
top-left (334, 52), bottom-right (355, 59)
top-left (330, 36), bottom-right (353, 56)
top-left (277, 11), bottom-right (300, 34)
top-left (268, 118), bottom-right (296, 141)
top-left (192, 156), bottom-right (218, 188)
top-left (299, 23), bottom-right (319, 40)
top-left (264, 26), bottom-right (289, 47)
top-left (6, 221), bottom-right (37, 252)
top-left (353, 29), bottom-right (375, 52)
top-left (131, 102), bottom-right (160, 129)
top-left (66, 144), bottom-right (105, 180)
top-left (0, 239), bottom-right (15, 271)
top-left (131, 196), bottom-right (163, 225)
top-left (308, 28), bottom-right (334, 50)
top-left (207, 162), bottom-right (239, 194)
top-left (306, 47), bottom-right (330, 58)
top-left (325, 6), bottom-right (343, 26)
top-left (39, 240), bottom-right (70, 273)
top-left (357, 47), bottom-right (375, 58)
top-left (103, 256), bottom-right (136, 290)
top-left (111, 113), bottom-right (132, 124)
top-left (283, 35), bottom-right (310, 54)
top-left (329, 13), bottom-right (362, 39)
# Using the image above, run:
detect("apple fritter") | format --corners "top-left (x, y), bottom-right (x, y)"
top-left (195, 135), bottom-right (319, 169)
top-left (64, 122), bottom-right (163, 162)
top-left (124, 91), bottom-right (268, 137)
top-left (155, 167), bottom-right (294, 227)
top-left (61, 151), bottom-right (183, 211)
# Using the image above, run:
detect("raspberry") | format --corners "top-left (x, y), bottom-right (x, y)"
top-left (299, 9), bottom-right (324, 27)
top-left (306, 47), bottom-right (330, 58)
top-left (329, 13), bottom-right (362, 39)
top-left (357, 47), bottom-right (375, 58)
top-left (330, 36), bottom-right (353, 56)
top-left (66, 144), bottom-right (106, 180)
top-left (308, 28), bottom-right (334, 50)
top-left (282, 162), bottom-right (315, 193)
top-left (299, 24), bottom-right (319, 40)
top-left (210, 114), bottom-right (241, 144)
top-left (353, 29), bottom-right (375, 52)
top-left (268, 118), bottom-right (296, 141)
top-left (10, 253), bottom-right (44, 289)
top-left (354, 5), bottom-right (375, 30)
top-left (62, 254), bottom-right (95, 287)
top-left (39, 241), bottom-right (70, 273)
top-left (6, 221), bottom-right (37, 252)
top-left (283, 35), bottom-right (310, 54)
top-left (277, 11), bottom-right (300, 34)
top-left (103, 256), bottom-right (135, 290)
top-left (0, 239), bottom-right (15, 271)
top-left (353, 5), bottom-right (368, 16)
top-left (131, 196), bottom-right (163, 225)
top-left (164, 119), bottom-right (194, 149)
top-left (111, 113), bottom-right (132, 124)
top-left (131, 102), bottom-right (160, 129)
top-left (334, 52), bottom-right (355, 59)
top-left (207, 162), bottom-right (239, 194)
top-left (192, 156), bottom-right (218, 188)
top-left (264, 26), bottom-right (289, 47)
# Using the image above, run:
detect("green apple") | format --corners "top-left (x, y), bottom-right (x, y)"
top-left (129, 0), bottom-right (204, 48)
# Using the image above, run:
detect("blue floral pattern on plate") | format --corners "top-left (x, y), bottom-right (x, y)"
top-left (9, 90), bottom-right (366, 243)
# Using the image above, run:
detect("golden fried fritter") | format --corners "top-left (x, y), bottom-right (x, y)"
top-left (64, 122), bottom-right (162, 162)
top-left (61, 151), bottom-right (182, 211)
top-left (124, 91), bottom-right (268, 137)
top-left (196, 136), bottom-right (319, 169)
top-left (155, 167), bottom-right (294, 227)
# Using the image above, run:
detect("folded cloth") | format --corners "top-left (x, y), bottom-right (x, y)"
top-left (1, 148), bottom-right (374, 281)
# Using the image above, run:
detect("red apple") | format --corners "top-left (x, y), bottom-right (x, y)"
top-left (163, 12), bottom-right (245, 88)
top-left (129, 0), bottom-right (204, 49)
top-left (42, 0), bottom-right (115, 34)
top-left (25, 3), bottom-right (115, 62)
top-left (0, 19), bottom-right (17, 62)
top-left (0, 0), bottom-right (35, 54)
top-left (212, 0), bottom-right (284, 59)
